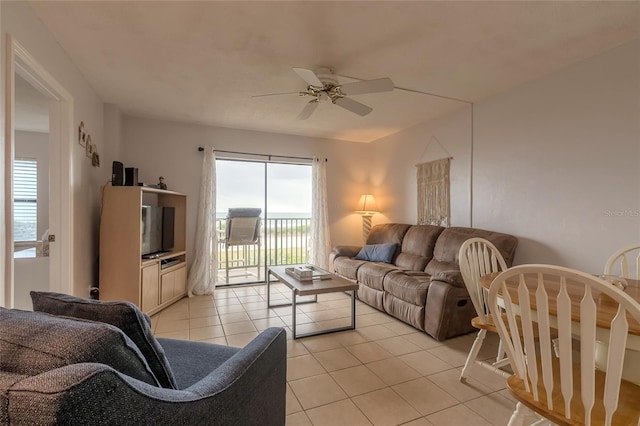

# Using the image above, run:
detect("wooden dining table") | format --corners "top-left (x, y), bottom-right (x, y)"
top-left (481, 272), bottom-right (640, 339)
top-left (481, 272), bottom-right (640, 384)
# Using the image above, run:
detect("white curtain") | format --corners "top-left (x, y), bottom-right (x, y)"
top-left (187, 148), bottom-right (218, 296)
top-left (417, 158), bottom-right (451, 226)
top-left (310, 157), bottom-right (331, 269)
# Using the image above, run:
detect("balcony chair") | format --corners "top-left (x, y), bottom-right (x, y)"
top-left (224, 208), bottom-right (262, 284)
top-left (458, 237), bottom-right (511, 382)
top-left (488, 264), bottom-right (640, 426)
top-left (604, 244), bottom-right (640, 279)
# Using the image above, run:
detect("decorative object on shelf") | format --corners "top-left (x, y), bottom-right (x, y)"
top-left (78, 121), bottom-right (87, 147)
top-left (355, 194), bottom-right (379, 241)
top-left (157, 176), bottom-right (167, 190)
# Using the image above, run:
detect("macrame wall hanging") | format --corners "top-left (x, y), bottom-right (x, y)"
top-left (416, 137), bottom-right (452, 226)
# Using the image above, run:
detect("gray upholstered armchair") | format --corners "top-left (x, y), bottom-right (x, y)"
top-left (0, 292), bottom-right (286, 425)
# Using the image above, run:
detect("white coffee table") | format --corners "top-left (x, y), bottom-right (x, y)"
top-left (267, 265), bottom-right (359, 339)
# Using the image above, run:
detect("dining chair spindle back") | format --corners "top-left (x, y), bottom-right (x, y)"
top-left (604, 244), bottom-right (640, 280)
top-left (458, 237), bottom-right (510, 381)
top-left (488, 264), bottom-right (640, 426)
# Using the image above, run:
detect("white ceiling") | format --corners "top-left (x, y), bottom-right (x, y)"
top-left (29, 1), bottom-right (640, 143)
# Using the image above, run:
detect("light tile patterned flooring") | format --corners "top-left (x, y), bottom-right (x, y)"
top-left (150, 283), bottom-right (517, 426)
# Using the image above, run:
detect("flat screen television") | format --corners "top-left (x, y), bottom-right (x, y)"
top-left (141, 206), bottom-right (175, 258)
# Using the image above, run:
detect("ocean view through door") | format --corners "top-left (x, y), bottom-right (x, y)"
top-left (216, 159), bottom-right (312, 285)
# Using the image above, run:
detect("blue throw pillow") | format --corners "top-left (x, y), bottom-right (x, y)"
top-left (355, 243), bottom-right (398, 263)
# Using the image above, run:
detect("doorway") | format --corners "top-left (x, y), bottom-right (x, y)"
top-left (3, 35), bottom-right (73, 308)
top-left (12, 73), bottom-right (50, 309)
top-left (216, 158), bottom-right (312, 285)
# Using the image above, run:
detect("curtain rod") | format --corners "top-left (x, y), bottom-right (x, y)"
top-left (197, 147), bottom-right (327, 162)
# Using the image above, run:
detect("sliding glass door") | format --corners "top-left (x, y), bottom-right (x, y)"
top-left (216, 158), bottom-right (311, 285)
top-left (265, 163), bottom-right (312, 268)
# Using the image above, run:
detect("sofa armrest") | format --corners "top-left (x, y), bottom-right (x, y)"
top-left (331, 245), bottom-right (362, 258)
top-left (431, 270), bottom-right (465, 288)
top-left (7, 328), bottom-right (287, 425)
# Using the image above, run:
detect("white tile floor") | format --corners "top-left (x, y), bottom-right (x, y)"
top-left (150, 283), bottom-right (517, 426)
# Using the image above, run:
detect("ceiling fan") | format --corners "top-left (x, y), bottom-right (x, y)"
top-left (253, 67), bottom-right (394, 120)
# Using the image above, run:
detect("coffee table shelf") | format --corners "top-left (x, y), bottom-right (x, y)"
top-left (267, 265), bottom-right (359, 339)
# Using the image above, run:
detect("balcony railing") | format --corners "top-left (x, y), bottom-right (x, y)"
top-left (216, 216), bottom-right (311, 283)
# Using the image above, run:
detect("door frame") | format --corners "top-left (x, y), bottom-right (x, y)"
top-left (3, 34), bottom-right (74, 307)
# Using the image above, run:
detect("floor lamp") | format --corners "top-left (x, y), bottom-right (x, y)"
top-left (355, 194), bottom-right (379, 241)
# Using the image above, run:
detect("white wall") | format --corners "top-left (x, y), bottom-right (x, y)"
top-left (104, 104), bottom-right (124, 163)
top-left (15, 131), bottom-right (49, 238)
top-left (1, 2), bottom-right (109, 297)
top-left (121, 116), bottom-right (371, 265)
top-left (472, 40), bottom-right (640, 273)
top-left (368, 40), bottom-right (639, 275)
top-left (369, 105), bottom-right (472, 228)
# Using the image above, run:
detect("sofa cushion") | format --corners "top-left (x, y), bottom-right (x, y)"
top-left (31, 291), bottom-right (177, 389)
top-left (358, 285), bottom-right (384, 311)
top-left (157, 337), bottom-right (240, 389)
top-left (425, 227), bottom-right (518, 276)
top-left (395, 225), bottom-right (444, 270)
top-left (333, 257), bottom-right (367, 280)
top-left (366, 223), bottom-right (411, 246)
top-left (383, 271), bottom-right (432, 306)
top-left (0, 308), bottom-right (158, 386)
top-left (431, 270), bottom-right (465, 288)
top-left (355, 243), bottom-right (398, 263)
top-left (383, 294), bottom-right (425, 331)
top-left (357, 263), bottom-right (401, 291)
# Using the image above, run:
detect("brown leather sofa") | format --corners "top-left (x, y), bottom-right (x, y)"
top-left (330, 224), bottom-right (518, 341)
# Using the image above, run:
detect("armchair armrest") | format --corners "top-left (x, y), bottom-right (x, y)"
top-left (331, 245), bottom-right (362, 258)
top-left (7, 328), bottom-right (287, 425)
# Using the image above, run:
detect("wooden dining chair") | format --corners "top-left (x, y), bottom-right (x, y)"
top-left (488, 264), bottom-right (640, 426)
top-left (604, 244), bottom-right (640, 279)
top-left (458, 237), bottom-right (511, 382)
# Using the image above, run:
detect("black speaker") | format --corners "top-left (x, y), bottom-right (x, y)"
top-left (125, 167), bottom-right (138, 186)
top-left (111, 161), bottom-right (124, 186)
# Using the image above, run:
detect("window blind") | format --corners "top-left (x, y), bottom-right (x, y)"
top-left (14, 159), bottom-right (38, 241)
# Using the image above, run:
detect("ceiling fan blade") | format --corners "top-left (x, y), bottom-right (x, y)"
top-left (293, 67), bottom-right (323, 87)
top-left (334, 97), bottom-right (373, 116)
top-left (340, 78), bottom-right (394, 96)
top-left (297, 100), bottom-right (319, 120)
top-left (252, 91), bottom-right (301, 98)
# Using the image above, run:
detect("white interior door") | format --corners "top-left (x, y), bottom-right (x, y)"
top-left (12, 72), bottom-right (51, 309)
top-left (3, 35), bottom-right (73, 309)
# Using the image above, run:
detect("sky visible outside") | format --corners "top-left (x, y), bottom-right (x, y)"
top-left (216, 159), bottom-right (312, 218)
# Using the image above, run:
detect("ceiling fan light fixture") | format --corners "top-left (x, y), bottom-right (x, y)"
top-left (254, 66), bottom-right (394, 119)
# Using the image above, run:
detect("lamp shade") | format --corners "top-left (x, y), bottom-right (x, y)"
top-left (355, 194), bottom-right (379, 215)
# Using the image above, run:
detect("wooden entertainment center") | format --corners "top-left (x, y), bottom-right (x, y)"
top-left (99, 186), bottom-right (187, 315)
